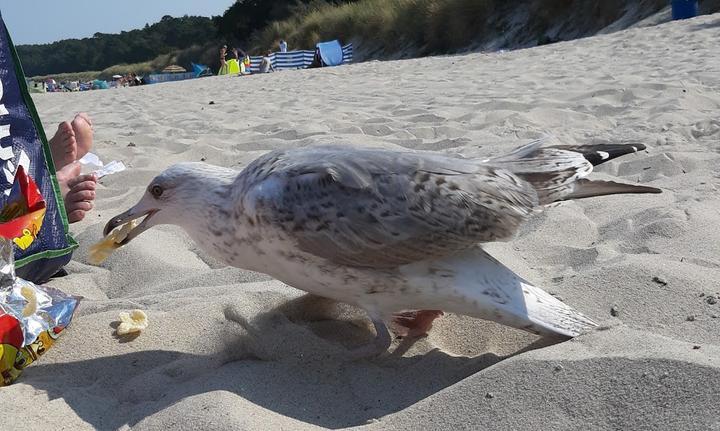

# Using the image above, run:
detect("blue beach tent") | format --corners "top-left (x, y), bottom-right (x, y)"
top-left (316, 40), bottom-right (344, 66)
top-left (192, 62), bottom-right (213, 77)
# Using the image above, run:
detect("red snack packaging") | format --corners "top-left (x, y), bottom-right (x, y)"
top-left (0, 166), bottom-right (79, 386)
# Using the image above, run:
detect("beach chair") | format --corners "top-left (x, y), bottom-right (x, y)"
top-left (0, 11), bottom-right (78, 282)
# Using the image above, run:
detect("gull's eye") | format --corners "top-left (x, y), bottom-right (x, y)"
top-left (150, 185), bottom-right (164, 198)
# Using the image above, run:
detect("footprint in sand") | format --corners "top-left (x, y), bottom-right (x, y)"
top-left (361, 124), bottom-right (395, 137)
top-left (601, 207), bottom-right (690, 254)
top-left (616, 153), bottom-right (692, 180)
top-left (407, 113), bottom-right (447, 123)
top-left (690, 119), bottom-right (720, 139)
top-left (391, 108), bottom-right (429, 117)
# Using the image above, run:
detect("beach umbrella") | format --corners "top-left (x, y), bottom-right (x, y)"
top-left (161, 65), bottom-right (187, 73)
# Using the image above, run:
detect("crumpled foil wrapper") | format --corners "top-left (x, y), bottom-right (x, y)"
top-left (0, 238), bottom-right (79, 386)
top-left (0, 239), bottom-right (78, 347)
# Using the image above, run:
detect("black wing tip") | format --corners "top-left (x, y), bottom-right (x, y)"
top-left (550, 143), bottom-right (649, 166)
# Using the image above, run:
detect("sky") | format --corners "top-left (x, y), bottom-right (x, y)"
top-left (0, 0), bottom-right (235, 45)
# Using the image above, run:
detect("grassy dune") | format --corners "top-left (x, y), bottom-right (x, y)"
top-left (252, 0), bottom-right (719, 59)
top-left (255, 0), bottom-right (496, 56)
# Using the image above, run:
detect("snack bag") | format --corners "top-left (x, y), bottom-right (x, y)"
top-left (0, 165), bottom-right (46, 250)
top-left (0, 167), bottom-right (79, 386)
top-left (1, 12), bottom-right (79, 284)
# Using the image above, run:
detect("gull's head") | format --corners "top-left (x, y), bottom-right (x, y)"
top-left (104, 162), bottom-right (231, 244)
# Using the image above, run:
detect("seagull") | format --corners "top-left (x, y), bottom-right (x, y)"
top-left (105, 139), bottom-right (660, 356)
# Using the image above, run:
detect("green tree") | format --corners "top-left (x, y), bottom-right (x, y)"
top-left (16, 15), bottom-right (219, 75)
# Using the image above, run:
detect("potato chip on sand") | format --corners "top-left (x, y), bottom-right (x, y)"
top-left (116, 309), bottom-right (148, 336)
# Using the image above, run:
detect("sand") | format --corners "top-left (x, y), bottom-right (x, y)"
top-left (2, 13), bottom-right (720, 431)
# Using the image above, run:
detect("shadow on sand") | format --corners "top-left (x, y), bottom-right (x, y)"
top-left (24, 297), bottom-right (559, 429)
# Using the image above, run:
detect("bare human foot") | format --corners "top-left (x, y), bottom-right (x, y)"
top-left (72, 113), bottom-right (93, 159)
top-left (48, 113), bottom-right (94, 170)
top-left (50, 113), bottom-right (96, 223)
top-left (56, 162), bottom-right (97, 223)
top-left (48, 121), bottom-right (76, 170)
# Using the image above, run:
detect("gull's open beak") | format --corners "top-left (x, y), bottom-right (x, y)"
top-left (103, 195), bottom-right (159, 245)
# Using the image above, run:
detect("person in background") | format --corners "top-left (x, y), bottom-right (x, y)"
top-left (241, 49), bottom-right (251, 74)
top-left (128, 73), bottom-right (140, 86)
top-left (309, 46), bottom-right (322, 68)
top-left (218, 45), bottom-right (229, 75)
top-left (226, 47), bottom-right (242, 74)
top-left (279, 39), bottom-right (288, 53)
top-left (259, 51), bottom-right (274, 73)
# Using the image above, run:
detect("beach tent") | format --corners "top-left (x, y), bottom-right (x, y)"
top-left (191, 62), bottom-right (213, 78)
top-left (91, 79), bottom-right (109, 90)
top-left (0, 11), bottom-right (78, 282)
top-left (316, 40), bottom-right (344, 67)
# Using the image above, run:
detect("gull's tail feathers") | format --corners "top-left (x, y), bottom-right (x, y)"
top-left (562, 178), bottom-right (661, 201)
top-left (518, 280), bottom-right (598, 338)
top-left (485, 139), bottom-right (660, 204)
top-left (418, 247), bottom-right (597, 338)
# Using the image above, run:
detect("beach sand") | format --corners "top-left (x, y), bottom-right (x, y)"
top-left (3, 13), bottom-right (720, 430)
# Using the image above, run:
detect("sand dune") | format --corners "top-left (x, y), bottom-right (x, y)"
top-left (2, 13), bottom-right (719, 431)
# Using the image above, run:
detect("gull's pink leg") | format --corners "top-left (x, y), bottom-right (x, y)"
top-left (392, 310), bottom-right (444, 338)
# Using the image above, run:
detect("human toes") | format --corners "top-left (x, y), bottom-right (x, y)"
top-left (49, 121), bottom-right (77, 168)
top-left (66, 173), bottom-right (97, 191)
top-left (65, 199), bottom-right (94, 223)
top-left (51, 121), bottom-right (73, 143)
top-left (67, 187), bottom-right (95, 203)
top-left (55, 163), bottom-right (81, 196)
top-left (75, 112), bottom-right (93, 128)
top-left (65, 175), bottom-right (97, 223)
top-left (72, 114), bottom-right (94, 159)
